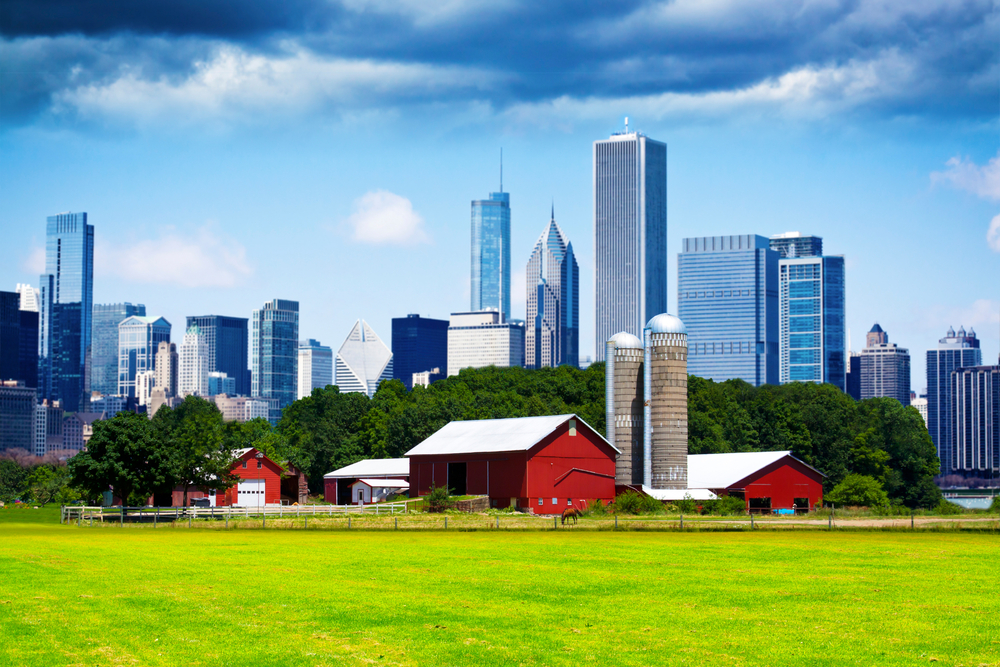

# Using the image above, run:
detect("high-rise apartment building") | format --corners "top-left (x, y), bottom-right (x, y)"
top-left (251, 299), bottom-right (299, 420)
top-left (179, 325), bottom-right (210, 397)
top-left (911, 391), bottom-right (928, 427)
top-left (525, 210), bottom-right (579, 369)
top-left (859, 323), bottom-right (910, 405)
top-left (778, 255), bottom-right (846, 391)
top-left (92, 303), bottom-right (146, 396)
top-left (0, 380), bottom-right (35, 453)
top-left (447, 311), bottom-right (524, 376)
top-left (927, 326), bottom-right (982, 474)
top-left (677, 235), bottom-right (779, 385)
top-left (769, 232), bottom-right (823, 259)
top-left (38, 212), bottom-right (94, 411)
top-left (185, 315), bottom-right (250, 396)
top-left (471, 188), bottom-right (511, 322)
top-left (335, 321), bottom-right (392, 398)
top-left (298, 339), bottom-right (333, 400)
top-left (951, 363), bottom-right (999, 476)
top-left (594, 123), bottom-right (667, 359)
top-left (153, 342), bottom-right (179, 398)
top-left (391, 314), bottom-right (448, 391)
top-left (134, 371), bottom-right (155, 407)
top-left (118, 316), bottom-right (170, 401)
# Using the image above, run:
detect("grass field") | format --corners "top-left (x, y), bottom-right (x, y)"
top-left (2, 506), bottom-right (998, 666)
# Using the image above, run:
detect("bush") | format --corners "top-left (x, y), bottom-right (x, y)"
top-left (826, 474), bottom-right (889, 509)
top-left (990, 496), bottom-right (1000, 513)
top-left (582, 499), bottom-right (607, 516)
top-left (700, 495), bottom-right (746, 516)
top-left (935, 499), bottom-right (964, 515)
top-left (425, 484), bottom-right (454, 513)
top-left (612, 490), bottom-right (664, 515)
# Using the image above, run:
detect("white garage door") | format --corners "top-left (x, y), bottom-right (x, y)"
top-left (238, 479), bottom-right (265, 507)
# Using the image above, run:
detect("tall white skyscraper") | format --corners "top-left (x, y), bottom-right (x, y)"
top-left (335, 320), bottom-right (393, 398)
top-left (179, 325), bottom-right (210, 397)
top-left (525, 208), bottom-right (579, 368)
top-left (15, 284), bottom-right (39, 312)
top-left (594, 122), bottom-right (667, 360)
top-left (298, 339), bottom-right (333, 400)
top-left (447, 310), bottom-right (524, 376)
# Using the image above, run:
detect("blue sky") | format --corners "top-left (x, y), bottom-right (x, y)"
top-left (1, 0), bottom-right (998, 392)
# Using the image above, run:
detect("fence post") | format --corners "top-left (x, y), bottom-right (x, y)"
top-left (189, 511), bottom-right (192, 529)
top-left (751, 513), bottom-right (754, 530)
top-left (154, 512), bottom-right (157, 529)
top-left (496, 516), bottom-right (499, 530)
top-left (554, 516), bottom-right (557, 530)
top-left (828, 514), bottom-right (832, 530)
top-left (121, 508), bottom-right (124, 526)
top-left (305, 516), bottom-right (308, 530)
top-left (680, 514), bottom-right (683, 530)
top-left (395, 517), bottom-right (398, 530)
top-left (262, 511), bottom-right (266, 529)
top-left (348, 515), bottom-right (351, 530)
top-left (77, 510), bottom-right (81, 527)
top-left (615, 515), bottom-right (618, 529)
top-left (444, 517), bottom-right (448, 530)
top-left (911, 512), bottom-right (915, 530)
top-left (226, 513), bottom-right (229, 530)
top-left (90, 510), bottom-right (93, 527)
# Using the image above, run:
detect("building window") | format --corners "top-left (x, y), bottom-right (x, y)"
top-left (568, 419), bottom-right (577, 436)
top-left (567, 498), bottom-right (572, 506)
top-left (242, 461), bottom-right (247, 469)
top-left (552, 497), bottom-right (557, 505)
top-left (257, 460), bottom-right (262, 469)
top-left (538, 498), bottom-right (543, 506)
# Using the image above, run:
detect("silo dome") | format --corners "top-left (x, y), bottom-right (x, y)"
top-left (608, 331), bottom-right (643, 348)
top-left (645, 313), bottom-right (687, 335)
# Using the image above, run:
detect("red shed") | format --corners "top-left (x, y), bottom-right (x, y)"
top-left (215, 447), bottom-right (284, 507)
top-left (687, 451), bottom-right (825, 512)
top-left (405, 414), bottom-right (618, 513)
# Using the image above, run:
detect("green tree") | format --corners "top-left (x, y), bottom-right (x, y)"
top-left (28, 465), bottom-right (70, 506)
top-left (68, 411), bottom-right (175, 507)
top-left (825, 474), bottom-right (890, 509)
top-left (0, 459), bottom-right (29, 503)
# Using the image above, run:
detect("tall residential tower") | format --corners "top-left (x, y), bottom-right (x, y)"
top-left (471, 169), bottom-right (511, 322)
top-left (927, 326), bottom-right (981, 475)
top-left (859, 323), bottom-right (911, 405)
top-left (525, 209), bottom-right (579, 369)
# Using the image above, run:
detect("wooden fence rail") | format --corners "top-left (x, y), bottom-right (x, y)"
top-left (61, 502), bottom-right (408, 524)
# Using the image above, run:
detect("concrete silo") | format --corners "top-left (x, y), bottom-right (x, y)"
top-left (643, 314), bottom-right (688, 490)
top-left (605, 331), bottom-right (644, 485)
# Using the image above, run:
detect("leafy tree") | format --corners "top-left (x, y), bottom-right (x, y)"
top-left (68, 411), bottom-right (174, 507)
top-left (28, 465), bottom-right (70, 506)
top-left (0, 459), bottom-right (29, 503)
top-left (825, 474), bottom-right (890, 508)
top-left (425, 484), bottom-right (454, 513)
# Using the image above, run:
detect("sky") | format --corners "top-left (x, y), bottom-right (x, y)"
top-left (1, 0), bottom-right (998, 392)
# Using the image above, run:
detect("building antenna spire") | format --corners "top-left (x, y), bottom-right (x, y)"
top-left (551, 199), bottom-right (554, 221)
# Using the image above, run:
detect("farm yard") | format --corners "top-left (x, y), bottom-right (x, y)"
top-left (1, 506), bottom-right (998, 666)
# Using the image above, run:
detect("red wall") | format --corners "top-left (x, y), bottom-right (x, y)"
top-left (324, 478), bottom-right (337, 504)
top-left (729, 457), bottom-right (824, 511)
top-left (217, 449), bottom-right (284, 506)
top-left (409, 419), bottom-right (617, 513)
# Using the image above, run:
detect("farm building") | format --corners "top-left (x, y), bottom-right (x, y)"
top-left (324, 458), bottom-right (410, 504)
top-left (683, 451), bottom-right (825, 512)
top-left (349, 479), bottom-right (410, 505)
top-left (405, 414), bottom-right (618, 512)
top-left (155, 448), bottom-right (307, 507)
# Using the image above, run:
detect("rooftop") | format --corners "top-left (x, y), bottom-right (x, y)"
top-left (405, 414), bottom-right (616, 457)
top-left (324, 458), bottom-right (410, 479)
top-left (687, 451), bottom-right (823, 488)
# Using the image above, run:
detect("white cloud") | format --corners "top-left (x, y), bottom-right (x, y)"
top-left (96, 225), bottom-right (252, 288)
top-left (931, 151), bottom-right (1000, 201)
top-left (346, 190), bottom-right (430, 245)
top-left (988, 214), bottom-right (1000, 253)
top-left (22, 247), bottom-right (44, 274)
top-left (915, 298), bottom-right (1000, 337)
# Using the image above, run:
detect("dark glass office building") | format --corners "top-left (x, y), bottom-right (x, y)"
top-left (187, 315), bottom-right (250, 396)
top-left (951, 363), bottom-right (999, 478)
top-left (392, 314), bottom-right (448, 390)
top-left (0, 292), bottom-right (22, 383)
top-left (677, 235), bottom-right (779, 386)
top-left (251, 300), bottom-right (298, 422)
top-left (927, 327), bottom-right (982, 475)
top-left (471, 191), bottom-right (511, 322)
top-left (92, 303), bottom-right (146, 395)
top-left (39, 212), bottom-right (94, 412)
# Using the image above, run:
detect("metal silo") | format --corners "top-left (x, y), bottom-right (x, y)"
top-left (605, 331), bottom-right (644, 486)
top-left (643, 314), bottom-right (688, 490)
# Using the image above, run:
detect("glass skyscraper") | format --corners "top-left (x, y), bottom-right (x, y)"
top-left (525, 209), bottom-right (579, 369)
top-left (778, 255), bottom-right (846, 391)
top-left (927, 326), bottom-right (982, 475)
top-left (769, 232), bottom-right (823, 259)
top-left (594, 125), bottom-right (667, 360)
top-left (677, 235), bottom-right (778, 386)
top-left (117, 316), bottom-right (171, 400)
top-left (186, 315), bottom-right (250, 396)
top-left (297, 339), bottom-right (333, 400)
top-left (251, 299), bottom-right (299, 422)
top-left (471, 191), bottom-right (511, 321)
top-left (391, 314), bottom-right (448, 390)
top-left (38, 212), bottom-right (94, 412)
top-left (92, 303), bottom-right (146, 396)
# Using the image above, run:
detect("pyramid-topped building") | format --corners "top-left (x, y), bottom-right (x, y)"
top-left (335, 320), bottom-right (393, 398)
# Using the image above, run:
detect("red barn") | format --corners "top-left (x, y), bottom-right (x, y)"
top-left (687, 451), bottom-right (825, 512)
top-left (215, 447), bottom-right (284, 507)
top-left (405, 414), bottom-right (618, 513)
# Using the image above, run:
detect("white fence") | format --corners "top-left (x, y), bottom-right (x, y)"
top-left (62, 502), bottom-right (407, 524)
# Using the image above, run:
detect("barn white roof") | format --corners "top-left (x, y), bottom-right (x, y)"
top-left (324, 458), bottom-right (410, 479)
top-left (642, 486), bottom-right (718, 501)
top-left (354, 478), bottom-right (410, 489)
top-left (687, 451), bottom-right (795, 489)
top-left (404, 414), bottom-right (617, 457)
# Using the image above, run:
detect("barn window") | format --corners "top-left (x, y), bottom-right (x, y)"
top-left (257, 460), bottom-right (262, 469)
top-left (552, 497), bottom-right (557, 505)
top-left (242, 461), bottom-right (247, 469)
top-left (567, 498), bottom-right (572, 506)
top-left (568, 419), bottom-right (577, 436)
top-left (538, 498), bottom-right (543, 506)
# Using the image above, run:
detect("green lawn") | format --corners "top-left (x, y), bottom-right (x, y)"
top-left (1, 512), bottom-right (998, 666)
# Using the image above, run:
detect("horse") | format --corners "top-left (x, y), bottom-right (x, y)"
top-left (562, 507), bottom-right (582, 525)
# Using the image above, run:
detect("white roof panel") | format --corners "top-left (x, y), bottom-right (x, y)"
top-left (405, 414), bottom-right (617, 456)
top-left (687, 451), bottom-right (792, 489)
top-left (641, 486), bottom-right (717, 501)
top-left (355, 478), bottom-right (410, 489)
top-left (324, 458), bottom-right (410, 479)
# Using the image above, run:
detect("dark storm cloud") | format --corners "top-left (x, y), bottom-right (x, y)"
top-left (1, 0), bottom-right (996, 126)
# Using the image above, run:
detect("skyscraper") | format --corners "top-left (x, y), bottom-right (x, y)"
top-left (447, 311), bottom-right (524, 376)
top-left (951, 362), bottom-right (999, 477)
top-left (769, 232), bottom-right (823, 259)
top-left (92, 303), bottom-right (146, 396)
top-left (251, 299), bottom-right (299, 420)
top-left (525, 209), bottom-right (579, 369)
top-left (15, 284), bottom-right (39, 312)
top-left (391, 314), bottom-right (448, 390)
top-left (335, 320), bottom-right (393, 398)
top-left (594, 123), bottom-right (667, 359)
top-left (471, 184), bottom-right (511, 321)
top-left (117, 316), bottom-right (171, 400)
top-left (927, 326), bottom-right (982, 474)
top-left (846, 352), bottom-right (862, 400)
top-left (778, 255), bottom-right (846, 391)
top-left (153, 342), bottom-right (178, 398)
top-left (298, 339), bottom-right (333, 400)
top-left (38, 212), bottom-right (94, 411)
top-left (179, 325), bottom-right (210, 397)
top-left (678, 235), bottom-right (779, 385)
top-left (859, 323), bottom-right (911, 405)
top-left (186, 315), bottom-right (250, 396)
